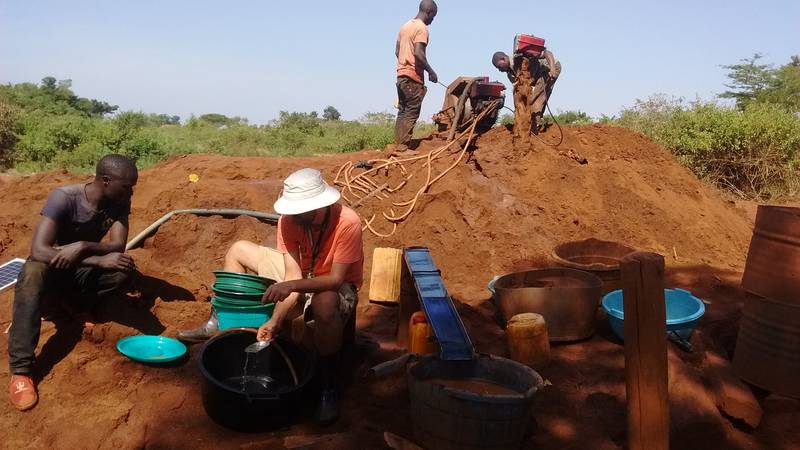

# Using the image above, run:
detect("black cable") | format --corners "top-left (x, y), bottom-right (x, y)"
top-left (541, 102), bottom-right (564, 147)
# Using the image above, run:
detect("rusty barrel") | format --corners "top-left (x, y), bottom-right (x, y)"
top-left (742, 206), bottom-right (800, 304)
top-left (408, 354), bottom-right (543, 450)
top-left (494, 268), bottom-right (602, 341)
top-left (733, 294), bottom-right (800, 398)
top-left (735, 206), bottom-right (800, 398)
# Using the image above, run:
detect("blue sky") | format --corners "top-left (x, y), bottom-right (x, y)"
top-left (1, 0), bottom-right (798, 124)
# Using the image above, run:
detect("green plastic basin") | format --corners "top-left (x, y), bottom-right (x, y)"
top-left (213, 271), bottom-right (275, 291)
top-left (211, 286), bottom-right (264, 303)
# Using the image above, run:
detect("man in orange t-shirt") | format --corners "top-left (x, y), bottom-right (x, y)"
top-left (392, 0), bottom-right (438, 155)
top-left (177, 168), bottom-right (363, 425)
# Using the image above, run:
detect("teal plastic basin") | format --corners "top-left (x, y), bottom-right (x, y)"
top-left (116, 335), bottom-right (187, 363)
top-left (212, 298), bottom-right (275, 330)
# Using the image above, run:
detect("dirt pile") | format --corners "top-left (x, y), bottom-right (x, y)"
top-left (1, 125), bottom-right (797, 449)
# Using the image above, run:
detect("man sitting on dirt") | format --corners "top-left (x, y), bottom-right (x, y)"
top-left (390, 0), bottom-right (439, 156)
top-left (178, 168), bottom-right (363, 426)
top-left (7, 154), bottom-right (138, 411)
top-left (492, 47), bottom-right (561, 133)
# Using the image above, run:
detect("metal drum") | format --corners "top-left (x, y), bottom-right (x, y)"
top-left (742, 205), bottom-right (800, 305)
top-left (735, 205), bottom-right (800, 398)
top-left (494, 268), bottom-right (602, 342)
top-left (733, 294), bottom-right (800, 398)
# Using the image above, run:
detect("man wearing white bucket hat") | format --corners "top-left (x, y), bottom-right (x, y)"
top-left (178, 168), bottom-right (363, 425)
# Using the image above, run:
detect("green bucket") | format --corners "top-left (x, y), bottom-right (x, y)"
top-left (211, 298), bottom-right (275, 330)
top-left (213, 271), bottom-right (275, 291)
top-left (211, 286), bottom-right (264, 304)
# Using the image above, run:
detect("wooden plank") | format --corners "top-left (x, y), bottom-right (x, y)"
top-left (621, 252), bottom-right (669, 450)
top-left (396, 260), bottom-right (420, 348)
top-left (368, 247), bottom-right (403, 305)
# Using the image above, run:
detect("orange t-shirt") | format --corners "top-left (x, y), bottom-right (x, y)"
top-left (276, 203), bottom-right (364, 288)
top-left (396, 18), bottom-right (429, 83)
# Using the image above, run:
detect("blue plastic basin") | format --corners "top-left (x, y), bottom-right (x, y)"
top-left (601, 288), bottom-right (705, 341)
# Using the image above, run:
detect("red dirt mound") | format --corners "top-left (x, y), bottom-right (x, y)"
top-left (1, 125), bottom-right (797, 449)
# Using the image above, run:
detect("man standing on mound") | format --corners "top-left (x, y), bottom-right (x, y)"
top-left (178, 168), bottom-right (363, 425)
top-left (8, 154), bottom-right (138, 411)
top-left (390, 0), bottom-right (439, 156)
top-left (492, 46), bottom-right (561, 134)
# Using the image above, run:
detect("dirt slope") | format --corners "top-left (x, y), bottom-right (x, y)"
top-left (1, 125), bottom-right (796, 449)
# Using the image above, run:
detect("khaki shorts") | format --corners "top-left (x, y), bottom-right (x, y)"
top-left (256, 246), bottom-right (356, 327)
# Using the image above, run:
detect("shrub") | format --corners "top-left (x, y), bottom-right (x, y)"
top-left (14, 113), bottom-right (96, 164)
top-left (616, 96), bottom-right (800, 199)
top-left (546, 110), bottom-right (593, 126)
top-left (0, 100), bottom-right (20, 167)
top-left (53, 140), bottom-right (110, 171)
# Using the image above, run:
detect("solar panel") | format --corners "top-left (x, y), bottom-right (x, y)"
top-left (0, 258), bottom-right (26, 292)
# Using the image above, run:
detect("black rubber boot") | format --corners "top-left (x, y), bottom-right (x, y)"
top-left (314, 353), bottom-right (340, 426)
top-left (176, 309), bottom-right (219, 343)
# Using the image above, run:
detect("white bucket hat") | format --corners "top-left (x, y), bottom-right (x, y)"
top-left (273, 168), bottom-right (341, 215)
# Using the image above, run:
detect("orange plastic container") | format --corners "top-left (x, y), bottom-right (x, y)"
top-left (409, 311), bottom-right (438, 355)
top-left (506, 313), bottom-right (550, 368)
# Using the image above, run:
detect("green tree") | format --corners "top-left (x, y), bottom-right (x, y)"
top-left (720, 54), bottom-right (800, 112)
top-left (274, 111), bottom-right (321, 133)
top-left (762, 56), bottom-right (800, 112)
top-left (199, 113), bottom-right (233, 127)
top-left (720, 54), bottom-right (774, 109)
top-left (199, 113), bottom-right (247, 127)
top-left (548, 110), bottom-right (593, 125)
top-left (359, 111), bottom-right (395, 126)
top-left (151, 114), bottom-right (181, 125)
top-left (0, 77), bottom-right (117, 117)
top-left (0, 100), bottom-right (20, 167)
top-left (323, 105), bottom-right (341, 121)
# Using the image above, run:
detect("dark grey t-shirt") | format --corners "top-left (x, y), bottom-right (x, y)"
top-left (41, 184), bottom-right (130, 246)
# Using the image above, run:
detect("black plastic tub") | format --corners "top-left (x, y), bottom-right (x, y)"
top-left (198, 330), bottom-right (316, 431)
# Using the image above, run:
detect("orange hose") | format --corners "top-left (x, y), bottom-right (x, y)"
top-left (338, 100), bottom-right (498, 238)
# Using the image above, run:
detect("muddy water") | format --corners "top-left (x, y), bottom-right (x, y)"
top-left (507, 276), bottom-right (587, 289)
top-left (566, 255), bottom-right (620, 266)
top-left (428, 378), bottom-right (520, 396)
top-left (512, 57), bottom-right (533, 146)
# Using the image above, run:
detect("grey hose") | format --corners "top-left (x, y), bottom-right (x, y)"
top-left (125, 208), bottom-right (280, 251)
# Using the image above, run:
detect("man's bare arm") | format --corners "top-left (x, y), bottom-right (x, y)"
top-left (31, 217), bottom-right (134, 270)
top-left (413, 42), bottom-right (437, 83)
top-left (544, 50), bottom-right (558, 78)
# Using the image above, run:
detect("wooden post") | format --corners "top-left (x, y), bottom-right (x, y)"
top-left (621, 252), bottom-right (669, 450)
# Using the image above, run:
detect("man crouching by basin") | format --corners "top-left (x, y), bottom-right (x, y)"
top-left (178, 168), bottom-right (363, 426)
